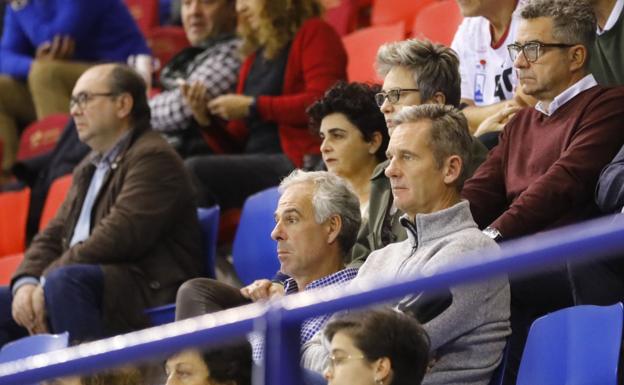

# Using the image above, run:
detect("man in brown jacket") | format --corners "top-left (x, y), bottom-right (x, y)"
top-left (0, 64), bottom-right (202, 345)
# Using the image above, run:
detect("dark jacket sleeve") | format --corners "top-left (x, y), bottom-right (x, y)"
top-left (596, 144), bottom-right (624, 213)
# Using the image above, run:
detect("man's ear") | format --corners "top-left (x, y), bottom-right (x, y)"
top-left (426, 91), bottom-right (447, 106)
top-left (568, 44), bottom-right (587, 72)
top-left (326, 214), bottom-right (342, 244)
top-left (442, 155), bottom-right (462, 185)
top-left (368, 131), bottom-right (383, 155)
top-left (374, 356), bottom-right (393, 384)
top-left (116, 93), bottom-right (134, 119)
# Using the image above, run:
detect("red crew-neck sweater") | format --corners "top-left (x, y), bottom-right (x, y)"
top-left (462, 85), bottom-right (624, 239)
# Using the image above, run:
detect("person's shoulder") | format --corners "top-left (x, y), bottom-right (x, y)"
top-left (594, 84), bottom-right (624, 98)
top-left (453, 226), bottom-right (498, 250)
top-left (567, 84), bottom-right (624, 111)
top-left (127, 130), bottom-right (181, 160)
top-left (453, 16), bottom-right (491, 43)
top-left (371, 160), bottom-right (389, 180)
top-left (296, 17), bottom-right (340, 39)
top-left (300, 17), bottom-right (332, 30)
top-left (430, 228), bottom-right (498, 270)
top-left (218, 35), bottom-right (242, 50)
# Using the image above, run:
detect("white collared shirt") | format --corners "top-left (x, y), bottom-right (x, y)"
top-left (598, 0), bottom-right (624, 35)
top-left (535, 74), bottom-right (598, 116)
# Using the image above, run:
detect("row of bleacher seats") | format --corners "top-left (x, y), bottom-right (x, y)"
top-left (0, 175), bottom-right (72, 285)
top-left (1, 300), bottom-right (622, 384)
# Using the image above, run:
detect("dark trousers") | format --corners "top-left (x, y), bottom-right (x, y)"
top-left (0, 264), bottom-right (104, 346)
top-left (175, 278), bottom-right (250, 320)
top-left (185, 153), bottom-right (294, 210)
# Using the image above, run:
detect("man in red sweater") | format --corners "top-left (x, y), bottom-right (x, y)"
top-left (462, 0), bottom-right (624, 380)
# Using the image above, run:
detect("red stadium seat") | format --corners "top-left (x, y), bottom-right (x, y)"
top-left (342, 22), bottom-right (405, 83)
top-left (16, 114), bottom-right (69, 162)
top-left (39, 174), bottom-right (73, 231)
top-left (0, 188), bottom-right (30, 257)
top-left (147, 26), bottom-right (191, 77)
top-left (123, 0), bottom-right (159, 35)
top-left (371, 0), bottom-right (436, 32)
top-left (0, 253), bottom-right (24, 286)
top-left (411, 0), bottom-right (463, 46)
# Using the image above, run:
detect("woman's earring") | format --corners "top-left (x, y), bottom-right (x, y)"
top-left (375, 378), bottom-right (384, 385)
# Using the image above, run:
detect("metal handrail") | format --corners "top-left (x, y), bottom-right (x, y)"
top-left (0, 213), bottom-right (623, 385)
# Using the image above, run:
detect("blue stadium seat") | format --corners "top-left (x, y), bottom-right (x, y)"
top-left (232, 187), bottom-right (281, 286)
top-left (517, 303), bottom-right (623, 385)
top-left (145, 206), bottom-right (220, 325)
top-left (0, 332), bottom-right (69, 364)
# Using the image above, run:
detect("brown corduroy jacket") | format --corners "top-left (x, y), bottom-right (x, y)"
top-left (12, 128), bottom-right (203, 334)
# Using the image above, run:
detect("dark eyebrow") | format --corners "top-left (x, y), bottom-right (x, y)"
top-left (327, 127), bottom-right (347, 134)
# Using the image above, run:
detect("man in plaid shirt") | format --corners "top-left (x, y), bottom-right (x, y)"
top-left (149, 0), bottom-right (240, 140)
top-left (175, 170), bottom-right (361, 360)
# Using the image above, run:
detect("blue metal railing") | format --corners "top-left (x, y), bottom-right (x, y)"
top-left (0, 213), bottom-right (623, 385)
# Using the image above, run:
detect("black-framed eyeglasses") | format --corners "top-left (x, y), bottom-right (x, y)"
top-left (507, 41), bottom-right (575, 63)
top-left (69, 91), bottom-right (119, 110)
top-left (375, 88), bottom-right (420, 107)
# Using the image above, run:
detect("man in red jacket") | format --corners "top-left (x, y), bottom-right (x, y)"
top-left (461, 0), bottom-right (624, 380)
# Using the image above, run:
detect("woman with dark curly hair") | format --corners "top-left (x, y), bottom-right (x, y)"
top-left (323, 308), bottom-right (430, 385)
top-left (165, 341), bottom-right (252, 385)
top-left (308, 81), bottom-right (389, 220)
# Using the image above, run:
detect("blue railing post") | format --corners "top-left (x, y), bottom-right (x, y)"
top-left (262, 303), bottom-right (302, 385)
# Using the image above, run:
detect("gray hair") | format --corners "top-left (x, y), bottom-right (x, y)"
top-left (520, 0), bottom-right (596, 67)
top-left (375, 39), bottom-right (461, 108)
top-left (279, 170), bottom-right (361, 256)
top-left (393, 105), bottom-right (472, 189)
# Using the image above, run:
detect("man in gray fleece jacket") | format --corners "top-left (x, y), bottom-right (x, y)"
top-left (302, 105), bottom-right (510, 385)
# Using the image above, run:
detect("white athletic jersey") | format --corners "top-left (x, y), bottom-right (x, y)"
top-left (451, 2), bottom-right (524, 106)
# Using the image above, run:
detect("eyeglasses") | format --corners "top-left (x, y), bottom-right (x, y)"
top-left (69, 91), bottom-right (119, 110)
top-left (507, 41), bottom-right (575, 63)
top-left (375, 88), bottom-right (420, 107)
top-left (326, 354), bottom-right (366, 369)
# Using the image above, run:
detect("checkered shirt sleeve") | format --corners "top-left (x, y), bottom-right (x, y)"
top-left (250, 268), bottom-right (359, 363)
top-left (149, 38), bottom-right (241, 132)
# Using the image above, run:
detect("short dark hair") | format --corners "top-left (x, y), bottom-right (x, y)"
top-left (107, 64), bottom-right (151, 131)
top-left (308, 81), bottom-right (389, 162)
top-left (393, 104), bottom-right (472, 189)
top-left (376, 39), bottom-right (461, 107)
top-left (202, 340), bottom-right (253, 385)
top-left (520, 0), bottom-right (596, 68)
top-left (325, 308), bottom-right (430, 385)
